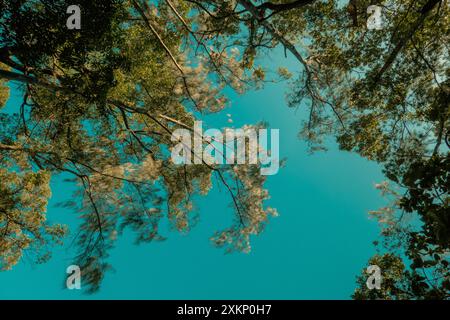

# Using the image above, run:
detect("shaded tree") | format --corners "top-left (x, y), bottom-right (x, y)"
top-left (0, 0), bottom-right (277, 292)
top-left (183, 0), bottom-right (449, 299)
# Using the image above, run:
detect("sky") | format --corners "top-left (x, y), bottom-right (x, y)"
top-left (0, 48), bottom-right (386, 300)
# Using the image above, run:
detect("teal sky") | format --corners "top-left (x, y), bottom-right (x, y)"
top-left (0, 49), bottom-right (385, 300)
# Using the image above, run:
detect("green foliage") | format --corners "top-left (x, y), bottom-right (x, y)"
top-left (0, 0), bottom-right (276, 292)
top-left (0, 63), bottom-right (9, 108)
top-left (0, 167), bottom-right (68, 270)
top-left (186, 0), bottom-right (449, 299)
top-left (353, 254), bottom-right (410, 300)
top-left (353, 251), bottom-right (449, 300)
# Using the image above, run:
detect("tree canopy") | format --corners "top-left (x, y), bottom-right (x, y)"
top-left (0, 0), bottom-right (448, 297)
top-left (0, 0), bottom-right (277, 292)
